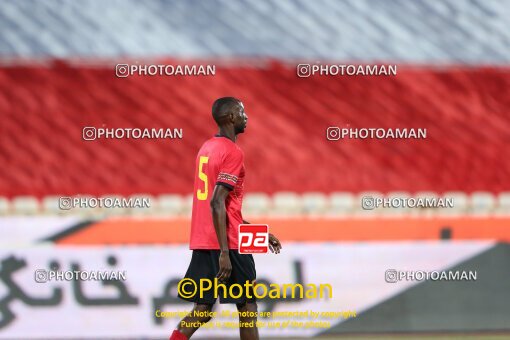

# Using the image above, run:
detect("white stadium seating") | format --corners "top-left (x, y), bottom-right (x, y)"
top-left (12, 196), bottom-right (40, 215)
top-left (327, 192), bottom-right (355, 216)
top-left (243, 193), bottom-right (271, 216)
top-left (441, 191), bottom-right (469, 216)
top-left (157, 194), bottom-right (184, 216)
top-left (496, 192), bottom-right (510, 216)
top-left (0, 196), bottom-right (10, 215)
top-left (470, 191), bottom-right (496, 216)
top-left (301, 192), bottom-right (329, 215)
top-left (0, 191), bottom-right (506, 217)
top-left (271, 192), bottom-right (302, 216)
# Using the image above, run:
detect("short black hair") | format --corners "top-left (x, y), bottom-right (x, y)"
top-left (212, 97), bottom-right (241, 124)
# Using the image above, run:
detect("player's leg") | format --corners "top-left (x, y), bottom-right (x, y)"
top-left (174, 250), bottom-right (217, 339)
top-left (225, 251), bottom-right (258, 339)
top-left (170, 303), bottom-right (214, 339)
top-left (237, 301), bottom-right (259, 340)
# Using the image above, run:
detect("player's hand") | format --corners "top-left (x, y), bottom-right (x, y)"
top-left (216, 251), bottom-right (232, 282)
top-left (268, 233), bottom-right (282, 254)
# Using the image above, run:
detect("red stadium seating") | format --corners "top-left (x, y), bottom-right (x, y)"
top-left (1, 60), bottom-right (509, 197)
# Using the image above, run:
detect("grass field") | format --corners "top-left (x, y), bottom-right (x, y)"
top-left (322, 336), bottom-right (507, 340)
top-left (264, 335), bottom-right (510, 340)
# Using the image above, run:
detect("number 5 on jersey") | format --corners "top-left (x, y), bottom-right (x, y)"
top-left (196, 156), bottom-right (209, 200)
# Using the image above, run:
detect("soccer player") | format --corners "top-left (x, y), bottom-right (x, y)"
top-left (170, 97), bottom-right (282, 340)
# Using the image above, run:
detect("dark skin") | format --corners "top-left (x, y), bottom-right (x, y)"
top-left (177, 100), bottom-right (282, 340)
top-left (212, 102), bottom-right (281, 283)
top-left (211, 184), bottom-right (232, 282)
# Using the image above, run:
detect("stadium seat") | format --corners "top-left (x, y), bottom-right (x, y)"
top-left (98, 194), bottom-right (125, 216)
top-left (0, 64), bottom-right (508, 198)
top-left (441, 191), bottom-right (469, 216)
top-left (301, 192), bottom-right (329, 215)
top-left (182, 194), bottom-right (194, 218)
top-left (356, 191), bottom-right (384, 216)
top-left (494, 191), bottom-right (510, 216)
top-left (380, 191), bottom-right (412, 216)
top-left (0, 196), bottom-right (10, 215)
top-left (41, 195), bottom-right (63, 215)
top-left (157, 194), bottom-right (184, 216)
top-left (127, 193), bottom-right (155, 216)
top-left (271, 192), bottom-right (302, 216)
top-left (327, 192), bottom-right (355, 216)
top-left (1, 191), bottom-right (506, 217)
top-left (412, 191), bottom-right (440, 216)
top-left (11, 196), bottom-right (40, 215)
top-left (495, 192), bottom-right (510, 216)
top-left (243, 193), bottom-right (271, 217)
top-left (470, 191), bottom-right (496, 216)
top-left (74, 194), bottom-right (101, 217)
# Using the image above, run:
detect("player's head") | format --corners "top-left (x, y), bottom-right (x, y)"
top-left (212, 97), bottom-right (248, 134)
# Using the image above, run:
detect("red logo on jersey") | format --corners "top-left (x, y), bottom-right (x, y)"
top-left (238, 224), bottom-right (269, 254)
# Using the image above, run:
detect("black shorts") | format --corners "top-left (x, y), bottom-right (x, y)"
top-left (179, 250), bottom-right (256, 305)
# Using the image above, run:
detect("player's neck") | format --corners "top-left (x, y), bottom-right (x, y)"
top-left (216, 128), bottom-right (236, 142)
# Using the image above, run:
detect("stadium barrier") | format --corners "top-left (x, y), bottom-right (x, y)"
top-left (0, 239), bottom-right (505, 338)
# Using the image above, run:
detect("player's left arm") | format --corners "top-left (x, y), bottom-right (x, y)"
top-left (242, 219), bottom-right (282, 254)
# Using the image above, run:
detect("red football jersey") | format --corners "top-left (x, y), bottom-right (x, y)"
top-left (190, 135), bottom-right (245, 249)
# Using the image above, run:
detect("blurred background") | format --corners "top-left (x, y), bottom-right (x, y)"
top-left (0, 0), bottom-right (509, 339)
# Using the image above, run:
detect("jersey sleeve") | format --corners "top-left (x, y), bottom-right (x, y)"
top-left (216, 147), bottom-right (243, 190)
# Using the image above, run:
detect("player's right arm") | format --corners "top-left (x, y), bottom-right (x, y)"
top-left (210, 184), bottom-right (232, 282)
